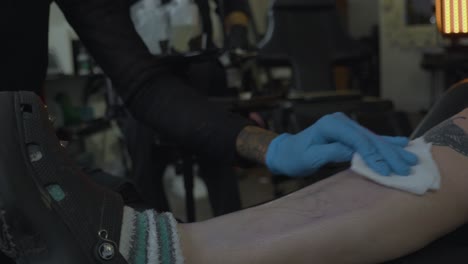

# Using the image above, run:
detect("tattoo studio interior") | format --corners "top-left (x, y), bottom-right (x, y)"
top-left (5, 0), bottom-right (468, 263)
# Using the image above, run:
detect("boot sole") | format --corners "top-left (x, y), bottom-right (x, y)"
top-left (0, 92), bottom-right (106, 263)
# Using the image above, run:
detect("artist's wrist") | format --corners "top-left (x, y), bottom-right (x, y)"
top-left (236, 126), bottom-right (279, 165)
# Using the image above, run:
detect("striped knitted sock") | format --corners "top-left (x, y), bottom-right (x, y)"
top-left (119, 207), bottom-right (184, 264)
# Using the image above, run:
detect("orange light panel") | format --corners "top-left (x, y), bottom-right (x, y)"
top-left (454, 0), bottom-right (460, 33)
top-left (437, 0), bottom-right (468, 35)
top-left (462, 0), bottom-right (468, 32)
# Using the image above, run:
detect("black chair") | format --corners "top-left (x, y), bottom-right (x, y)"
top-left (384, 79), bottom-right (468, 263)
top-left (412, 79), bottom-right (468, 138)
top-left (257, 0), bottom-right (369, 92)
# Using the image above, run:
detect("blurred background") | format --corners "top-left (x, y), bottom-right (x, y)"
top-left (43, 0), bottom-right (468, 222)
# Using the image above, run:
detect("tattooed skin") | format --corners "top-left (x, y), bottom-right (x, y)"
top-left (424, 117), bottom-right (468, 156)
top-left (236, 126), bottom-right (278, 165)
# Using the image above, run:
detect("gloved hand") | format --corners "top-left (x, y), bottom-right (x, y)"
top-left (266, 113), bottom-right (418, 177)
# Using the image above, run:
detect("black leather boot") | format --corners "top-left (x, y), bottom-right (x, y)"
top-left (0, 91), bottom-right (127, 264)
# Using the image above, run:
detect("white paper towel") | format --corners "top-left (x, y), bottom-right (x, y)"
top-left (351, 138), bottom-right (441, 195)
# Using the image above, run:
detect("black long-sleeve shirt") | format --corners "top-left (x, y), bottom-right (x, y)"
top-left (3, 0), bottom-right (250, 164)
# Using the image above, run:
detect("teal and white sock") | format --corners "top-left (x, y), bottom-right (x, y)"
top-left (119, 207), bottom-right (184, 264)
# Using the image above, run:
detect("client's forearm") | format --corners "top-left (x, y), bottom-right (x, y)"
top-left (179, 172), bottom-right (393, 264)
top-left (181, 110), bottom-right (468, 264)
top-left (180, 157), bottom-right (468, 264)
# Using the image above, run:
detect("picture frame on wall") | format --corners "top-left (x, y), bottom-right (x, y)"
top-left (406, 0), bottom-right (435, 25)
top-left (381, 0), bottom-right (438, 48)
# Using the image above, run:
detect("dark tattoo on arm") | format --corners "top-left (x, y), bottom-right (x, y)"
top-left (424, 117), bottom-right (468, 156)
top-left (236, 126), bottom-right (278, 165)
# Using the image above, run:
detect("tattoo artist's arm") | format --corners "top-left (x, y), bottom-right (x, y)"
top-left (55, 0), bottom-right (251, 164)
top-left (236, 126), bottom-right (278, 165)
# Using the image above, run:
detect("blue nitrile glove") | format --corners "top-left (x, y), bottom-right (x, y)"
top-left (266, 113), bottom-right (418, 177)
